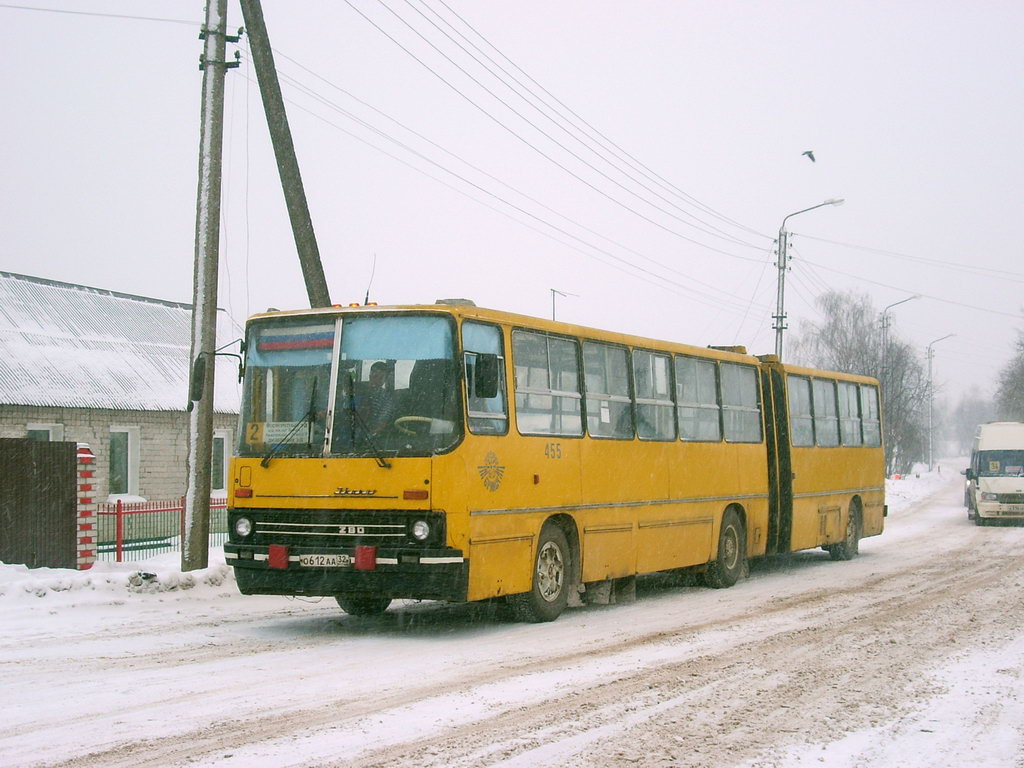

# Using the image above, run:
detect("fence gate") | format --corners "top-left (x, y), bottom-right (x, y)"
top-left (0, 439), bottom-right (77, 569)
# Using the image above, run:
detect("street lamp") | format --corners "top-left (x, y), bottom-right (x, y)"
top-left (773, 198), bottom-right (845, 358)
top-left (881, 295), bottom-right (920, 377)
top-left (926, 333), bottom-right (955, 471)
top-left (550, 288), bottom-right (578, 321)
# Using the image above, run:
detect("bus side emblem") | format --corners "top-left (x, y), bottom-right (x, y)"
top-left (478, 452), bottom-right (505, 492)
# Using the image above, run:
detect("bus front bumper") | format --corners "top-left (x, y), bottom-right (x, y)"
top-left (976, 503), bottom-right (1024, 522)
top-left (224, 543), bottom-right (468, 601)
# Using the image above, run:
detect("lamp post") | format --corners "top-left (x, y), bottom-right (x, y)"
top-left (550, 288), bottom-right (578, 321)
top-left (880, 295), bottom-right (920, 379)
top-left (773, 198), bottom-right (845, 359)
top-left (926, 333), bottom-right (955, 471)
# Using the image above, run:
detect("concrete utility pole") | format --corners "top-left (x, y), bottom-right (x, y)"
top-left (772, 198), bottom-right (844, 359)
top-left (183, 0), bottom-right (234, 571)
top-left (239, 0), bottom-right (331, 307)
top-left (927, 333), bottom-right (955, 471)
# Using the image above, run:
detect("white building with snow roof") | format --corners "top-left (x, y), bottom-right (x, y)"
top-left (0, 271), bottom-right (241, 501)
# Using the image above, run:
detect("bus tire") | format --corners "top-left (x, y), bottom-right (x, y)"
top-left (828, 503), bottom-right (861, 561)
top-left (335, 596), bottom-right (392, 616)
top-left (704, 509), bottom-right (746, 589)
top-left (508, 523), bottom-right (571, 622)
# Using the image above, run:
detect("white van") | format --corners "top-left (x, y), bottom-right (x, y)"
top-left (965, 421), bottom-right (1024, 525)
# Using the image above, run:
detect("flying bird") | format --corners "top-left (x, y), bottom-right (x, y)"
top-left (802, 150), bottom-right (816, 163)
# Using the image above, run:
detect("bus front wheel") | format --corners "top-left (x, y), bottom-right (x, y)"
top-left (508, 523), bottom-right (571, 622)
top-left (704, 509), bottom-right (746, 589)
top-left (335, 596), bottom-right (392, 616)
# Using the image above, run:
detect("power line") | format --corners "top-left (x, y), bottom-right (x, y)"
top-left (268, 50), bottom-right (762, 310)
top-left (342, 0), bottom-right (765, 264)
top-left (430, 0), bottom-right (770, 241)
top-left (795, 232), bottom-right (1024, 282)
top-left (797, 255), bottom-right (1024, 320)
top-left (0, 3), bottom-right (198, 25)
top-left (240, 65), bottom-right (765, 315)
top-left (402, 0), bottom-right (764, 249)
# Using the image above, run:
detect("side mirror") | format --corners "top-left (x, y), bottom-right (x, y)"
top-left (473, 354), bottom-right (500, 399)
top-left (189, 356), bottom-right (207, 404)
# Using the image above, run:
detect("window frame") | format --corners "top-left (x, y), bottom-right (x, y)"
top-left (512, 329), bottom-right (584, 438)
top-left (675, 355), bottom-right (722, 442)
top-left (631, 348), bottom-right (676, 441)
top-left (720, 362), bottom-right (763, 444)
top-left (787, 375), bottom-right (815, 447)
top-left (108, 425), bottom-right (141, 499)
top-left (812, 378), bottom-right (840, 448)
top-left (462, 320), bottom-right (510, 436)
top-left (26, 423), bottom-right (65, 442)
top-left (582, 340), bottom-right (634, 440)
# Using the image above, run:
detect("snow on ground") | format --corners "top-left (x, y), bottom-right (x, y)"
top-left (2, 458), bottom-right (1022, 768)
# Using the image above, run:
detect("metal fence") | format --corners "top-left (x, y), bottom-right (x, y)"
top-left (96, 498), bottom-right (228, 562)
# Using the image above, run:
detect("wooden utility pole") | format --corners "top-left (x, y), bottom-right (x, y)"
top-left (239, 0), bottom-right (331, 307)
top-left (183, 0), bottom-right (231, 571)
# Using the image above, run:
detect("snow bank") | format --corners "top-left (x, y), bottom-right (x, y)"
top-left (0, 549), bottom-right (232, 604)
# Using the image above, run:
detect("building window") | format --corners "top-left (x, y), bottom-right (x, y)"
top-left (26, 423), bottom-right (64, 442)
top-left (109, 426), bottom-right (140, 498)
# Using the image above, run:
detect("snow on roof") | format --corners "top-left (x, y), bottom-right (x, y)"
top-left (0, 271), bottom-right (241, 413)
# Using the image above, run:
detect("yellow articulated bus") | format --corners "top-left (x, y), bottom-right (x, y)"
top-left (224, 302), bottom-right (885, 621)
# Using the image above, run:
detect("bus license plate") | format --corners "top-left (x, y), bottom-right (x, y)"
top-left (299, 553), bottom-right (352, 568)
top-left (1003, 505), bottom-right (1024, 513)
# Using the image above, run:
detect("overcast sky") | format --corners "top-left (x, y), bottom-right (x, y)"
top-left (1, 1), bottom-right (1022, 403)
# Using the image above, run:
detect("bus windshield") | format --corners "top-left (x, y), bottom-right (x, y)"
top-left (977, 450), bottom-right (1024, 477)
top-left (239, 314), bottom-right (461, 459)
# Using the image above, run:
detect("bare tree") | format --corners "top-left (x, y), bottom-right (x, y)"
top-left (949, 388), bottom-right (995, 455)
top-left (994, 330), bottom-right (1024, 421)
top-left (791, 290), bottom-right (929, 475)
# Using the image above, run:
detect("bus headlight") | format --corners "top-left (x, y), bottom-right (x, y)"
top-left (981, 492), bottom-right (998, 502)
top-left (234, 517), bottom-right (253, 537)
top-left (411, 519), bottom-right (431, 541)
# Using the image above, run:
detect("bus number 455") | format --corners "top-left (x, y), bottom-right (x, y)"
top-left (544, 442), bottom-right (562, 459)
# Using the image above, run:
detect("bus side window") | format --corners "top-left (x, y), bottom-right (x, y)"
top-left (838, 381), bottom-right (862, 446)
top-left (788, 375), bottom-right (814, 447)
top-left (513, 331), bottom-right (583, 436)
top-left (463, 322), bottom-right (508, 435)
top-left (583, 341), bottom-right (633, 439)
top-left (721, 363), bottom-right (762, 443)
top-left (676, 356), bottom-right (721, 441)
top-left (633, 350), bottom-right (675, 440)
top-left (812, 379), bottom-right (840, 447)
top-left (860, 384), bottom-right (881, 446)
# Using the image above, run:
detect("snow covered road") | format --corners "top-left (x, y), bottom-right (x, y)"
top-left (2, 464), bottom-right (1022, 768)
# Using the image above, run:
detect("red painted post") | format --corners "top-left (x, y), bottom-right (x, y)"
top-left (115, 499), bottom-right (124, 563)
top-left (180, 496), bottom-right (186, 547)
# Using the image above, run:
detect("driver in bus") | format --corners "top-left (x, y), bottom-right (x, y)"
top-left (358, 361), bottom-right (396, 434)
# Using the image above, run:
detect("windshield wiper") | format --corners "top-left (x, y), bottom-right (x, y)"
top-left (346, 375), bottom-right (392, 469)
top-left (260, 379), bottom-right (319, 468)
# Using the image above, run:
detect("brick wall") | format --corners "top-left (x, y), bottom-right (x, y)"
top-left (0, 405), bottom-right (237, 501)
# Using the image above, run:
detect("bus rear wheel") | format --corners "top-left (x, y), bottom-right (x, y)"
top-left (828, 504), bottom-right (861, 561)
top-left (704, 509), bottom-right (746, 589)
top-left (508, 523), bottom-right (571, 622)
top-left (335, 596), bottom-right (392, 616)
